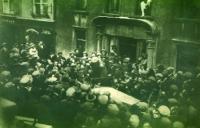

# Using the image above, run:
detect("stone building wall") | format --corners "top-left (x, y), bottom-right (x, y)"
top-left (0, 0), bottom-right (200, 70)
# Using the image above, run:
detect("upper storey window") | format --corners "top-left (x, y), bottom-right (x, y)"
top-left (32, 0), bottom-right (54, 19)
top-left (2, 0), bottom-right (15, 14)
top-left (105, 0), bottom-right (120, 14)
top-left (76, 0), bottom-right (87, 10)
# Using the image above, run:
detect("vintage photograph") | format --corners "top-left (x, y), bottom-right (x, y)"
top-left (0, 0), bottom-right (200, 128)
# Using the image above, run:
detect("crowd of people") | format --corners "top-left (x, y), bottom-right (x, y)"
top-left (0, 33), bottom-right (200, 128)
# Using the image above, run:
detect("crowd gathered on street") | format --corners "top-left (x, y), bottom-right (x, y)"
top-left (0, 32), bottom-right (200, 128)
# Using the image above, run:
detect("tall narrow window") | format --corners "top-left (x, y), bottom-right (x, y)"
top-left (33, 0), bottom-right (54, 19)
top-left (2, 0), bottom-right (14, 14)
top-left (74, 14), bottom-right (88, 27)
top-left (76, 0), bottom-right (87, 10)
top-left (105, 0), bottom-right (120, 13)
top-left (75, 29), bottom-right (86, 54)
top-left (74, 0), bottom-right (88, 54)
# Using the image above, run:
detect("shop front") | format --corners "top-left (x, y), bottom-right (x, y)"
top-left (0, 15), bottom-right (56, 57)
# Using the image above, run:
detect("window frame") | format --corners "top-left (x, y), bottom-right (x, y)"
top-left (2, 0), bottom-right (14, 14)
top-left (32, 0), bottom-right (54, 19)
top-left (74, 13), bottom-right (88, 28)
top-left (74, 28), bottom-right (87, 53)
top-left (76, 0), bottom-right (87, 10)
top-left (105, 0), bottom-right (120, 14)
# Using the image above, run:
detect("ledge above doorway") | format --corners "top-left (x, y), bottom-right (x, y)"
top-left (93, 16), bottom-right (159, 40)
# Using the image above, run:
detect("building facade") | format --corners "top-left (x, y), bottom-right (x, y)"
top-left (0, 0), bottom-right (200, 71)
top-left (0, 0), bottom-right (56, 56)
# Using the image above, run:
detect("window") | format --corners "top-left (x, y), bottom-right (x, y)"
top-left (74, 14), bottom-right (88, 27)
top-left (105, 0), bottom-right (120, 13)
top-left (32, 0), bottom-right (54, 19)
top-left (76, 0), bottom-right (87, 10)
top-left (2, 0), bottom-right (14, 14)
top-left (73, 0), bottom-right (88, 53)
top-left (75, 29), bottom-right (86, 53)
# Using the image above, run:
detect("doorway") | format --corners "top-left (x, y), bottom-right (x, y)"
top-left (118, 37), bottom-right (147, 62)
top-left (118, 37), bottom-right (137, 60)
